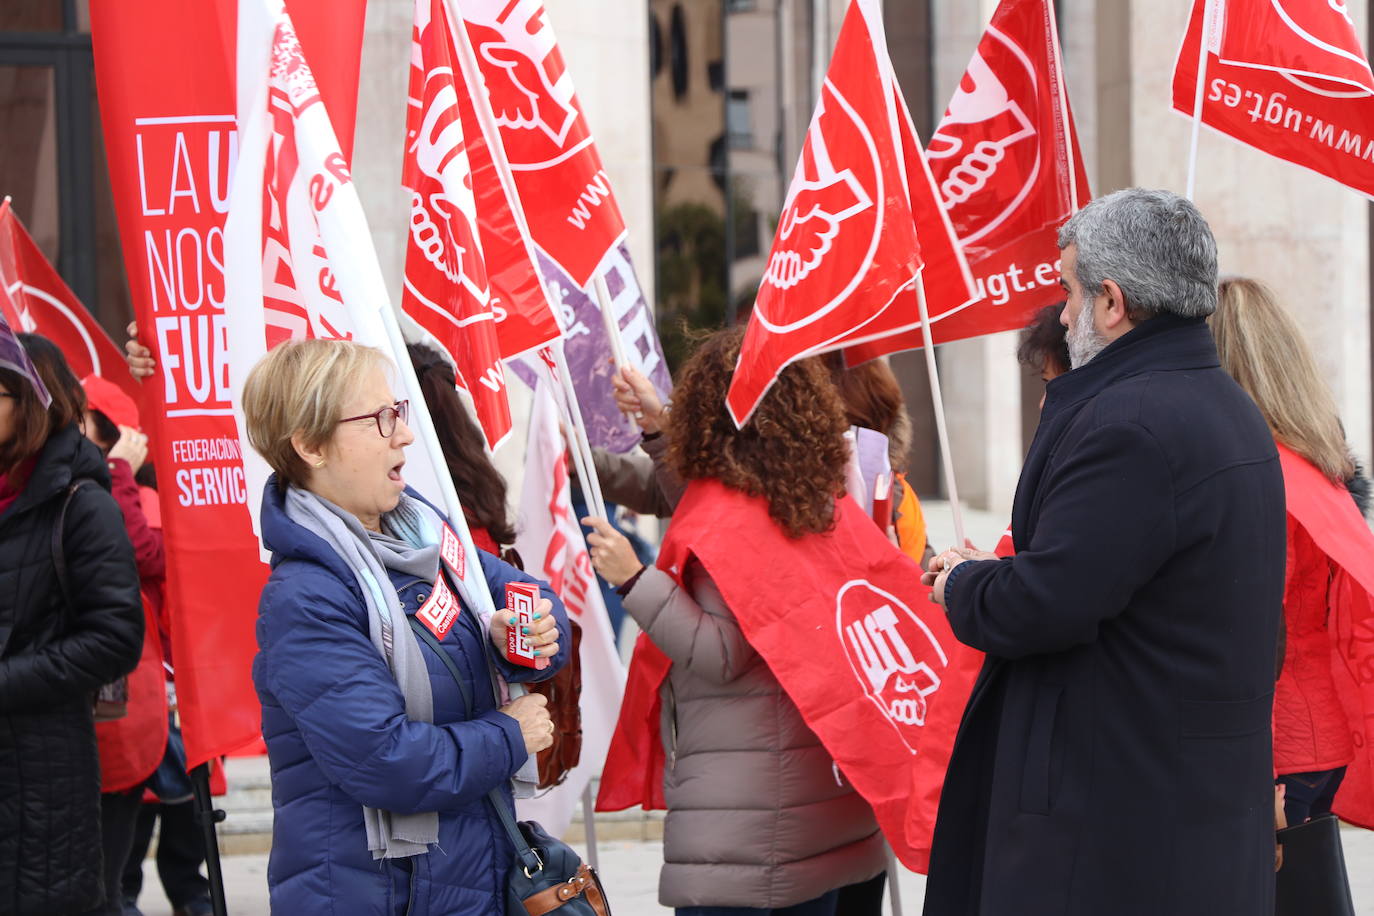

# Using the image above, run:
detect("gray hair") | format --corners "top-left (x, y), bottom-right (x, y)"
top-left (1057, 188), bottom-right (1218, 319)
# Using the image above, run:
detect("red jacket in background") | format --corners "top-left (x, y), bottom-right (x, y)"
top-left (1274, 517), bottom-right (1356, 774)
top-left (95, 457), bottom-right (168, 792)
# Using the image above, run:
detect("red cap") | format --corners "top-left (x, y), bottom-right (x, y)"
top-left (81, 374), bottom-right (141, 431)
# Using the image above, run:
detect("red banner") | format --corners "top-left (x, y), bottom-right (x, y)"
top-left (437, 2), bottom-right (561, 362)
top-left (727, 0), bottom-right (948, 425)
top-left (90, 0), bottom-right (365, 769)
top-left (598, 480), bottom-right (981, 872)
top-left (0, 201), bottom-right (141, 405)
top-left (457, 0), bottom-right (628, 288)
top-left (920, 0), bottom-right (1089, 340)
top-left (402, 0), bottom-right (513, 450)
top-left (1217, 0), bottom-right (1374, 94)
top-left (1172, 0), bottom-right (1374, 199)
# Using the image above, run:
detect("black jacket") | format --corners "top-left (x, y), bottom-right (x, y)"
top-left (0, 424), bottom-right (144, 915)
top-left (924, 316), bottom-right (1285, 916)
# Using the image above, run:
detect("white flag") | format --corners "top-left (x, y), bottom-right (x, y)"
top-left (224, 0), bottom-right (495, 616)
top-left (514, 378), bottom-right (627, 835)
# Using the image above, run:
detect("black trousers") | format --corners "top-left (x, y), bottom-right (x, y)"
top-left (121, 800), bottom-right (210, 909)
top-left (80, 787), bottom-right (146, 916)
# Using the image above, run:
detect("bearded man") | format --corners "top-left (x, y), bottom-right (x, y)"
top-left (922, 188), bottom-right (1284, 915)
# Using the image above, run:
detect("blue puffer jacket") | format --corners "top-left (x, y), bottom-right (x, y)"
top-left (252, 482), bottom-right (569, 915)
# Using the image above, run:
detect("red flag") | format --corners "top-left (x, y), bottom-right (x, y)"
top-left (0, 201), bottom-right (142, 406)
top-left (456, 0), bottom-right (628, 287)
top-left (727, 0), bottom-right (974, 425)
top-left (90, 0), bottom-right (366, 769)
top-left (1217, 0), bottom-right (1374, 94)
top-left (1172, 0), bottom-right (1374, 199)
top-left (402, 0), bottom-right (513, 450)
top-left (597, 481), bottom-right (981, 871)
top-left (921, 0), bottom-right (1090, 340)
top-left (1276, 445), bottom-right (1374, 828)
top-left (443, 1), bottom-right (562, 361)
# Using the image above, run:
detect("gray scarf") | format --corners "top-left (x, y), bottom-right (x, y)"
top-left (284, 487), bottom-right (443, 859)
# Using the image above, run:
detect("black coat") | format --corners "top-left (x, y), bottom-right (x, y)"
top-left (0, 424), bottom-right (144, 915)
top-left (924, 316), bottom-right (1285, 916)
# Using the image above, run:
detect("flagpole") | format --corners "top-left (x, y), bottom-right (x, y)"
top-left (593, 274), bottom-right (643, 429)
top-left (1186, 0), bottom-right (1216, 201)
top-left (914, 279), bottom-right (967, 548)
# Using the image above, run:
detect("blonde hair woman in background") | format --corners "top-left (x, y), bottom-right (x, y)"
top-left (1211, 277), bottom-right (1374, 846)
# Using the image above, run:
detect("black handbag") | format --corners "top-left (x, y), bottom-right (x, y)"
top-left (1275, 814), bottom-right (1356, 916)
top-left (52, 479), bottom-right (129, 722)
top-left (408, 614), bottom-right (610, 915)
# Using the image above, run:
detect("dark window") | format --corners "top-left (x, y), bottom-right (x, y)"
top-left (0, 0), bottom-right (130, 337)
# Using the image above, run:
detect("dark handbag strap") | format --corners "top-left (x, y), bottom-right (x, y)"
top-left (51, 479), bottom-right (95, 628)
top-left (406, 615), bottom-right (544, 877)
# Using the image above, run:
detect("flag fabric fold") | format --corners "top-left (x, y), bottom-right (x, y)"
top-left (726, 0), bottom-right (976, 424)
top-left (920, 0), bottom-right (1090, 340)
top-left (1171, 0), bottom-right (1374, 199)
top-left (403, 0), bottom-right (513, 451)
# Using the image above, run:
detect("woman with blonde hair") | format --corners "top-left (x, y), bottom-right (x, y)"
top-left (241, 338), bottom-right (568, 915)
top-left (1211, 276), bottom-right (1374, 836)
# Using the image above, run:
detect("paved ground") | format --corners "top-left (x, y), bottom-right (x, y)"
top-left (130, 828), bottom-right (1374, 914)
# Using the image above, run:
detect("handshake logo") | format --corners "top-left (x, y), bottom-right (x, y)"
top-left (837, 581), bottom-right (948, 753)
top-left (927, 35), bottom-right (1038, 247)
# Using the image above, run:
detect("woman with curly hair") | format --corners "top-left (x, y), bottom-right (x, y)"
top-left (585, 327), bottom-right (885, 916)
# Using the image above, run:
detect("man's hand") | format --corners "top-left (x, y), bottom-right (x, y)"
top-left (611, 365), bottom-right (666, 434)
top-left (921, 546), bottom-right (993, 608)
top-left (125, 321), bottom-right (155, 380)
top-left (489, 597), bottom-right (560, 661)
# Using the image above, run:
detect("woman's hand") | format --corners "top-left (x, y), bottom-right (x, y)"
top-left (499, 693), bottom-right (555, 755)
top-left (125, 322), bottom-right (156, 380)
top-left (582, 516), bottom-right (643, 587)
top-left (611, 365), bottom-right (666, 434)
top-left (108, 425), bottom-right (149, 473)
top-left (488, 596), bottom-right (560, 661)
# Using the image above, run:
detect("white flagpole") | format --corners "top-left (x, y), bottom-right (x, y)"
top-left (915, 279), bottom-right (967, 548)
top-left (1186, 0), bottom-right (1216, 201)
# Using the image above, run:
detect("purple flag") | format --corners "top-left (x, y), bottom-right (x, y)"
top-left (0, 310), bottom-right (50, 408)
top-left (535, 243), bottom-right (672, 453)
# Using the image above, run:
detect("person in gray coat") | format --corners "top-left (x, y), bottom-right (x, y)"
top-left (585, 329), bottom-right (886, 916)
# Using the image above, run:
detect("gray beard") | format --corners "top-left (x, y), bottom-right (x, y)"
top-left (1067, 295), bottom-right (1110, 369)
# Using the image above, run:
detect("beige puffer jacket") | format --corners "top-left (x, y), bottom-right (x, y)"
top-left (622, 559), bottom-right (886, 909)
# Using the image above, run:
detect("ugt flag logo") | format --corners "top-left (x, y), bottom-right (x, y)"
top-left (1172, 0), bottom-right (1374, 199)
top-left (459, 0), bottom-right (627, 286)
top-left (727, 0), bottom-right (923, 427)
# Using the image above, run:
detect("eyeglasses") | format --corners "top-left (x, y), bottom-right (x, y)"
top-left (338, 399), bottom-right (409, 438)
